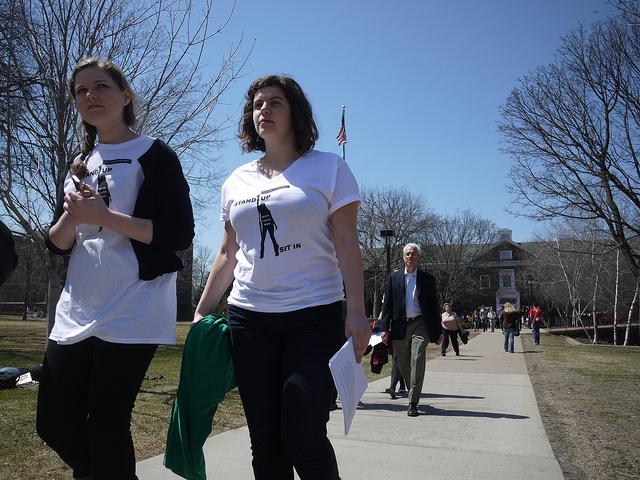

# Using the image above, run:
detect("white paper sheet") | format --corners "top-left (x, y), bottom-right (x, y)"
top-left (368, 332), bottom-right (383, 347)
top-left (328, 337), bottom-right (368, 435)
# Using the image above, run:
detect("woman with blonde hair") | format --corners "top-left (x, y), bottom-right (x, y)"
top-left (37, 57), bottom-right (194, 480)
top-left (501, 302), bottom-right (520, 353)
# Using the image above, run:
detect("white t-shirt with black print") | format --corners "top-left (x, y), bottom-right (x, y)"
top-left (221, 150), bottom-right (360, 313)
top-left (50, 135), bottom-right (177, 345)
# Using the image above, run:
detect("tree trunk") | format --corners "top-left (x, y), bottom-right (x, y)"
top-left (21, 253), bottom-right (32, 321)
top-left (591, 273), bottom-right (599, 345)
top-left (372, 288), bottom-right (379, 319)
top-left (46, 253), bottom-right (67, 337)
top-left (613, 249), bottom-right (619, 345)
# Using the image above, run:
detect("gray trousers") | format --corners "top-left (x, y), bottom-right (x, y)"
top-left (392, 318), bottom-right (428, 405)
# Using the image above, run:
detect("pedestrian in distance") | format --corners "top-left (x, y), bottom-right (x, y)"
top-left (471, 309), bottom-right (479, 332)
top-left (501, 302), bottom-right (520, 353)
top-left (440, 302), bottom-right (463, 356)
top-left (480, 306), bottom-right (488, 332)
top-left (380, 243), bottom-right (442, 417)
top-left (487, 306), bottom-right (497, 332)
top-left (36, 57), bottom-right (195, 480)
top-left (530, 304), bottom-right (543, 345)
top-left (496, 304), bottom-right (504, 330)
top-left (193, 74), bottom-right (371, 480)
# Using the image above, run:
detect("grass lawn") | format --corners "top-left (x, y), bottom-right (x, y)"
top-left (0, 318), bottom-right (247, 480)
top-left (1, 317), bottom-right (443, 480)
top-left (523, 332), bottom-right (640, 480)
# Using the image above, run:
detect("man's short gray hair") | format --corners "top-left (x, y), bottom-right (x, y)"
top-left (403, 243), bottom-right (422, 256)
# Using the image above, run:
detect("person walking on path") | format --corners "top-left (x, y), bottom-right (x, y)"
top-left (488, 306), bottom-right (497, 332)
top-left (501, 302), bottom-right (520, 353)
top-left (480, 306), bottom-right (488, 332)
top-left (381, 243), bottom-right (441, 417)
top-left (440, 302), bottom-right (463, 356)
top-left (530, 304), bottom-right (543, 345)
top-left (36, 57), bottom-right (194, 480)
top-left (471, 309), bottom-right (479, 332)
top-left (193, 74), bottom-right (371, 480)
top-left (496, 304), bottom-right (504, 330)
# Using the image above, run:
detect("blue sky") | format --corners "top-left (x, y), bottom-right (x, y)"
top-left (196, 0), bottom-right (612, 248)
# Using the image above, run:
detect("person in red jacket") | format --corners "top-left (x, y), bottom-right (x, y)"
top-left (529, 305), bottom-right (543, 345)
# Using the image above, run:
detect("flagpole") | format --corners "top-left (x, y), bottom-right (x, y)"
top-left (339, 105), bottom-right (346, 160)
top-left (336, 105), bottom-right (347, 159)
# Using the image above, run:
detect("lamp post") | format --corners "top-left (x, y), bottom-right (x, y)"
top-left (525, 275), bottom-right (533, 306)
top-left (380, 229), bottom-right (395, 276)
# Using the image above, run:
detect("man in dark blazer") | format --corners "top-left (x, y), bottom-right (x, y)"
top-left (381, 243), bottom-right (441, 417)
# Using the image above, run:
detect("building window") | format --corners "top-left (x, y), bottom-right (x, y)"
top-left (499, 270), bottom-right (515, 289)
top-left (499, 250), bottom-right (513, 260)
top-left (479, 275), bottom-right (490, 289)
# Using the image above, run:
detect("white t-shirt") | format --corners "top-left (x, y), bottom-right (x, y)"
top-left (50, 135), bottom-right (177, 345)
top-left (221, 150), bottom-right (360, 312)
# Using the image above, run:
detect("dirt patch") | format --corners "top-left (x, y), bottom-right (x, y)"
top-left (522, 333), bottom-right (640, 480)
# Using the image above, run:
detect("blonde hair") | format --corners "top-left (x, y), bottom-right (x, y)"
top-left (503, 302), bottom-right (518, 314)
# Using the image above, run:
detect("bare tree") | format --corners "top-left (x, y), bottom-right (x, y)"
top-left (524, 217), bottom-right (639, 345)
top-left (358, 186), bottom-right (433, 316)
top-left (498, 4), bottom-right (640, 284)
top-left (420, 210), bottom-right (497, 307)
top-left (623, 278), bottom-right (639, 345)
top-left (191, 241), bottom-right (213, 307)
top-left (0, 0), bottom-right (250, 323)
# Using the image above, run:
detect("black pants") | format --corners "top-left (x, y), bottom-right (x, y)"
top-left (441, 329), bottom-right (460, 355)
top-left (228, 302), bottom-right (342, 480)
top-left (36, 337), bottom-right (157, 480)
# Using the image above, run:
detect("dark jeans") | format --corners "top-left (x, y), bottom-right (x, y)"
top-left (228, 302), bottom-right (342, 480)
top-left (441, 329), bottom-right (459, 354)
top-left (36, 337), bottom-right (157, 480)
top-left (503, 327), bottom-right (515, 352)
top-left (532, 323), bottom-right (541, 344)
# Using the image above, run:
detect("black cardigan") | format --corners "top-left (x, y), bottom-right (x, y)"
top-left (45, 139), bottom-right (195, 281)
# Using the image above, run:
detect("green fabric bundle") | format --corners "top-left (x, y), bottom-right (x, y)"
top-left (164, 315), bottom-right (236, 480)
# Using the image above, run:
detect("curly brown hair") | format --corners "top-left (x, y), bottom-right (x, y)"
top-left (238, 75), bottom-right (318, 154)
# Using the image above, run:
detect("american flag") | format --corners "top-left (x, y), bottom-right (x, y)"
top-left (336, 108), bottom-right (347, 145)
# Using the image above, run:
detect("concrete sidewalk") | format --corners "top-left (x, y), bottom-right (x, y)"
top-left (137, 331), bottom-right (564, 479)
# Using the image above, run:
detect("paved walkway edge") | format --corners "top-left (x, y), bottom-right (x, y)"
top-left (138, 331), bottom-right (565, 479)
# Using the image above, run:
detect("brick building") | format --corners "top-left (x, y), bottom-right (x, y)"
top-left (473, 228), bottom-right (533, 310)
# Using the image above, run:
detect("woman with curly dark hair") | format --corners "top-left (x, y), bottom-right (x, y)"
top-left (194, 75), bottom-right (370, 479)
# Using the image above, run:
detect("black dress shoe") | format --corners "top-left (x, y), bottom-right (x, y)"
top-left (407, 403), bottom-right (419, 417)
top-left (385, 388), bottom-right (397, 399)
